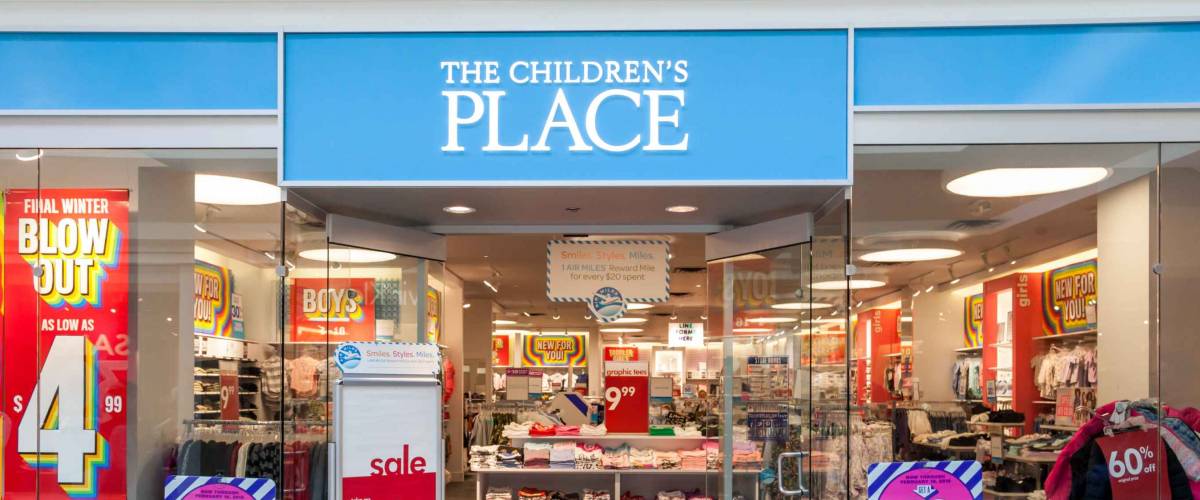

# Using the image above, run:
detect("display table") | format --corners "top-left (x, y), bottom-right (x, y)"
top-left (477, 434), bottom-right (758, 500)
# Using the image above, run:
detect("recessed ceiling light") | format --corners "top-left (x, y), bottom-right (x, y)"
top-left (626, 303), bottom-right (653, 310)
top-left (15, 149), bottom-right (43, 162)
top-left (772, 302), bottom-right (834, 310)
top-left (609, 317), bottom-right (648, 324)
top-left (493, 319), bottom-right (517, 325)
top-left (860, 248), bottom-right (963, 263)
top-left (193, 224), bottom-right (208, 234)
top-left (443, 205), bottom-right (476, 214)
top-left (666, 205), bottom-right (698, 213)
top-left (925, 285), bottom-right (935, 293)
top-left (483, 280), bottom-right (499, 293)
top-left (732, 327), bottom-right (773, 333)
top-left (601, 327), bottom-right (643, 333)
top-left (746, 317), bottom-right (798, 324)
top-left (946, 167), bottom-right (1110, 197)
top-left (811, 279), bottom-right (886, 290)
top-left (298, 248), bottom-right (396, 263)
top-left (195, 174), bottom-right (281, 206)
top-left (900, 316), bottom-right (913, 322)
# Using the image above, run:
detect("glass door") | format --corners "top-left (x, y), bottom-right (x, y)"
top-left (707, 211), bottom-right (851, 499)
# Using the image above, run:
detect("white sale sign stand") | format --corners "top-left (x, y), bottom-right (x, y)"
top-left (331, 342), bottom-right (443, 500)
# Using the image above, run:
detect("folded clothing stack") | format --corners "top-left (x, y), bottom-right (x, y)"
top-left (550, 442), bottom-right (576, 469)
top-left (654, 450), bottom-right (681, 470)
top-left (731, 441), bottom-right (762, 470)
top-left (629, 448), bottom-right (656, 469)
top-left (678, 490), bottom-right (714, 500)
top-left (674, 426), bottom-right (702, 437)
top-left (485, 487), bottom-right (513, 500)
top-left (602, 445), bottom-right (630, 469)
top-left (703, 441), bottom-right (720, 470)
top-left (656, 491), bottom-right (686, 500)
top-left (620, 493), bottom-right (646, 500)
top-left (496, 446), bottom-right (523, 468)
top-left (947, 433), bottom-right (987, 447)
top-left (503, 422), bottom-right (532, 438)
top-left (582, 489), bottom-right (611, 500)
top-left (518, 488), bottom-right (549, 500)
top-left (679, 449), bottom-right (707, 470)
top-left (554, 425), bottom-right (580, 436)
top-left (575, 443), bottom-right (604, 469)
top-left (523, 442), bottom-right (551, 468)
top-left (530, 423), bottom-right (557, 436)
top-left (580, 424), bottom-right (607, 436)
top-left (987, 409), bottom-right (1025, 424)
top-left (470, 445), bottom-right (498, 471)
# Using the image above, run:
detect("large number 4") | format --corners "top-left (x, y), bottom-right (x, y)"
top-left (17, 336), bottom-right (99, 485)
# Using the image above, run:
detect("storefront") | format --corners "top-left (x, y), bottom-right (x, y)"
top-left (1, 5), bottom-right (1199, 499)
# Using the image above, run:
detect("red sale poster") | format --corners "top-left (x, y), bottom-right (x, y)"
top-left (1096, 429), bottom-right (1169, 497)
top-left (3, 189), bottom-right (129, 498)
top-left (603, 362), bottom-right (648, 433)
top-left (290, 277), bottom-right (376, 342)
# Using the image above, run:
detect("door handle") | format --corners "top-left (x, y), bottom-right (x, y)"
top-left (776, 450), bottom-right (809, 496)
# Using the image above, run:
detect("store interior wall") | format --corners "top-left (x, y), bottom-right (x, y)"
top-left (131, 167), bottom-right (194, 498)
top-left (1157, 144), bottom-right (1200, 408)
top-left (1095, 175), bottom-right (1153, 403)
top-left (911, 291), bottom-right (960, 401)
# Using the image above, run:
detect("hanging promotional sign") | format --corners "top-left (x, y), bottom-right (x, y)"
top-left (866, 460), bottom-right (983, 500)
top-left (291, 277), bottom-right (377, 342)
top-left (668, 322), bottom-right (704, 347)
top-left (522, 334), bottom-right (588, 367)
top-left (194, 260), bottom-right (239, 338)
top-left (492, 334), bottom-right (512, 366)
top-left (4, 188), bottom-right (129, 499)
top-left (1042, 259), bottom-right (1098, 335)
top-left (218, 360), bottom-right (240, 421)
top-left (164, 475), bottom-right (277, 500)
top-left (546, 239), bottom-right (670, 323)
top-left (603, 346), bottom-right (639, 362)
top-left (603, 362), bottom-right (649, 433)
top-left (334, 342), bottom-right (441, 377)
top-left (963, 294), bottom-right (983, 347)
top-left (1096, 428), bottom-right (1168, 497)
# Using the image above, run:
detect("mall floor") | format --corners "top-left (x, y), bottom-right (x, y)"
top-left (447, 478), bottom-right (475, 500)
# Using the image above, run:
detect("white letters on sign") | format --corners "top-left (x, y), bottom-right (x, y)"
top-left (440, 59), bottom-right (690, 153)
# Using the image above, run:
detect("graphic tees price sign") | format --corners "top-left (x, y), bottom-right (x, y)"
top-left (546, 240), bottom-right (670, 323)
top-left (1096, 428), bottom-right (1168, 497)
top-left (4, 189), bottom-right (129, 498)
top-left (290, 277), bottom-right (377, 342)
top-left (603, 361), bottom-right (649, 433)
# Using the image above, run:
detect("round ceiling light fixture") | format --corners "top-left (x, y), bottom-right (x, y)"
top-left (732, 327), bottom-right (773, 333)
top-left (626, 303), bottom-right (654, 310)
top-left (15, 149), bottom-right (43, 162)
top-left (946, 167), bottom-right (1110, 198)
top-left (443, 205), bottom-right (476, 214)
top-left (195, 174), bottom-right (281, 206)
top-left (665, 205), bottom-right (698, 213)
top-left (600, 327), bottom-right (644, 333)
top-left (811, 279), bottom-right (886, 290)
top-left (860, 247), bottom-right (963, 263)
top-left (746, 317), bottom-right (798, 324)
top-left (297, 248), bottom-right (396, 263)
top-left (771, 302), bottom-right (834, 310)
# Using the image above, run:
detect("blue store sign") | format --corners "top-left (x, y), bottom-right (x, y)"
top-left (282, 30), bottom-right (850, 185)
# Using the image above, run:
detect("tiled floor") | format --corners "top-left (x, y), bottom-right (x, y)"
top-left (446, 478), bottom-right (476, 500)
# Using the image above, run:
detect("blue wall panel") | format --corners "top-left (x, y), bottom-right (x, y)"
top-left (283, 30), bottom-right (849, 184)
top-left (856, 23), bottom-right (1200, 106)
top-left (0, 33), bottom-right (277, 110)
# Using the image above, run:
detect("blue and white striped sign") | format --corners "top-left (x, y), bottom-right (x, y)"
top-left (165, 475), bottom-right (277, 500)
top-left (866, 460), bottom-right (982, 500)
top-left (546, 239), bottom-right (671, 323)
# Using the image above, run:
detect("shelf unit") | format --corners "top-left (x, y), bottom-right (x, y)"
top-left (474, 468), bottom-right (758, 500)
top-left (1032, 330), bottom-right (1098, 342)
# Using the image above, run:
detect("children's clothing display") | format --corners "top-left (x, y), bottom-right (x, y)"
top-left (1032, 344), bottom-right (1097, 399)
top-left (951, 357), bottom-right (982, 400)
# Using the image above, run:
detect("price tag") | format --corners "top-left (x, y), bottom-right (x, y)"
top-left (1096, 429), bottom-right (1169, 497)
top-left (218, 360), bottom-right (241, 420)
top-left (603, 375), bottom-right (648, 433)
